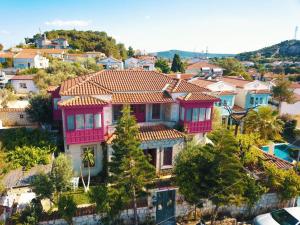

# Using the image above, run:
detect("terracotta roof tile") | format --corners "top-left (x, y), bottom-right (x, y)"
top-left (232, 105), bottom-right (245, 112)
top-left (190, 79), bottom-right (217, 88)
top-left (187, 61), bottom-right (221, 70)
top-left (290, 82), bottom-right (300, 89)
top-left (112, 92), bottom-right (174, 104)
top-left (0, 52), bottom-right (14, 58)
top-left (220, 77), bottom-right (250, 88)
top-left (0, 108), bottom-right (26, 112)
top-left (47, 86), bottom-right (59, 92)
top-left (106, 124), bottom-right (185, 144)
top-left (168, 79), bottom-right (209, 93)
top-left (58, 96), bottom-right (107, 107)
top-left (167, 73), bottom-right (195, 80)
top-left (11, 75), bottom-right (34, 80)
top-left (261, 150), bottom-right (293, 170)
top-left (178, 92), bottom-right (219, 102)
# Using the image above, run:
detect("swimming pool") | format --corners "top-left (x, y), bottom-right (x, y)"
top-left (262, 144), bottom-right (294, 163)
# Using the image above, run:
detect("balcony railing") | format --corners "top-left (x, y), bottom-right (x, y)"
top-left (181, 120), bottom-right (212, 133)
top-left (66, 128), bottom-right (104, 144)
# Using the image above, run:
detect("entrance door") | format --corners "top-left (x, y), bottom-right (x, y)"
top-left (131, 104), bottom-right (146, 122)
top-left (156, 189), bottom-right (176, 225)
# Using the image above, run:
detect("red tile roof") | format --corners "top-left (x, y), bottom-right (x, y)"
top-left (0, 108), bottom-right (26, 112)
top-left (187, 61), bottom-right (221, 70)
top-left (261, 151), bottom-right (293, 170)
top-left (112, 92), bottom-right (174, 104)
top-left (290, 82), bottom-right (300, 89)
top-left (58, 96), bottom-right (107, 107)
top-left (167, 73), bottom-right (195, 80)
top-left (178, 92), bottom-right (219, 102)
top-left (11, 75), bottom-right (34, 80)
top-left (106, 124), bottom-right (185, 144)
top-left (47, 86), bottom-right (59, 92)
top-left (220, 77), bottom-right (250, 88)
top-left (0, 52), bottom-right (14, 58)
top-left (167, 79), bottom-right (209, 93)
top-left (190, 79), bottom-right (217, 88)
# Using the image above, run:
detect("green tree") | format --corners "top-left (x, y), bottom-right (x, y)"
top-left (117, 43), bottom-right (128, 60)
top-left (19, 198), bottom-right (43, 225)
top-left (81, 147), bottom-right (95, 192)
top-left (26, 94), bottom-right (52, 124)
top-left (243, 106), bottom-right (284, 141)
top-left (31, 172), bottom-right (55, 201)
top-left (58, 195), bottom-right (77, 225)
top-left (127, 46), bottom-right (135, 57)
top-left (155, 58), bottom-right (171, 73)
top-left (175, 128), bottom-right (248, 224)
top-left (272, 76), bottom-right (295, 113)
top-left (171, 54), bottom-right (185, 73)
top-left (51, 154), bottom-right (73, 194)
top-left (0, 88), bottom-right (17, 108)
top-left (109, 105), bottom-right (155, 225)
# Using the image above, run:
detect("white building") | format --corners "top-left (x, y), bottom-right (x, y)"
top-left (10, 75), bottom-right (39, 94)
top-left (97, 57), bottom-right (123, 70)
top-left (124, 56), bottom-right (156, 71)
top-left (279, 82), bottom-right (300, 116)
top-left (13, 52), bottom-right (49, 69)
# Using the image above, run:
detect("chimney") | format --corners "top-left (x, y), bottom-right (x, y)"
top-left (176, 73), bottom-right (181, 79)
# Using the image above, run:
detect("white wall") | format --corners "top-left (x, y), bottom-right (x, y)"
top-left (280, 101), bottom-right (300, 115)
top-left (11, 80), bottom-right (39, 94)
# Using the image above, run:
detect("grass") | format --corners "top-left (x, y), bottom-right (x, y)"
top-left (54, 187), bottom-right (93, 206)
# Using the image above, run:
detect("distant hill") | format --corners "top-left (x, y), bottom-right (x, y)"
top-left (152, 49), bottom-right (235, 59)
top-left (25, 30), bottom-right (127, 59)
top-left (237, 40), bottom-right (300, 61)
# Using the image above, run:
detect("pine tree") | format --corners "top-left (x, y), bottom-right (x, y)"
top-left (171, 53), bottom-right (185, 73)
top-left (127, 46), bottom-right (135, 57)
top-left (109, 105), bottom-right (155, 225)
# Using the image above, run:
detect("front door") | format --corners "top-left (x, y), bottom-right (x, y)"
top-left (156, 189), bottom-right (176, 225)
top-left (131, 104), bottom-right (146, 122)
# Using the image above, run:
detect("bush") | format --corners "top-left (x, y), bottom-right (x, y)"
top-left (19, 198), bottom-right (43, 225)
top-left (58, 195), bottom-right (77, 225)
top-left (26, 94), bottom-right (52, 124)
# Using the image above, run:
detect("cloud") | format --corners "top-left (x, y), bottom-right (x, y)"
top-left (45, 19), bottom-right (91, 27)
top-left (0, 30), bottom-right (10, 35)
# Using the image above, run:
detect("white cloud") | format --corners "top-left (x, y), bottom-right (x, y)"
top-left (0, 30), bottom-right (10, 35)
top-left (45, 19), bottom-right (91, 27)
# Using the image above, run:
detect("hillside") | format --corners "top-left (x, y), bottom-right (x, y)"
top-left (152, 49), bottom-right (235, 59)
top-left (25, 30), bottom-right (128, 59)
top-left (237, 40), bottom-right (300, 61)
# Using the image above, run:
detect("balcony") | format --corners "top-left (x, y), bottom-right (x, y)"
top-left (181, 120), bottom-right (212, 133)
top-left (66, 128), bottom-right (104, 145)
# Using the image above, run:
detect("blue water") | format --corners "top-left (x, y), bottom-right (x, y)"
top-left (262, 144), bottom-right (294, 162)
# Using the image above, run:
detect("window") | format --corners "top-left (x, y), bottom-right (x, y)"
top-left (255, 97), bottom-right (259, 105)
top-left (180, 107), bottom-right (185, 121)
top-left (67, 115), bottom-right (75, 131)
top-left (199, 108), bottom-right (206, 121)
top-left (163, 147), bottom-right (173, 166)
top-left (250, 97), bottom-right (254, 105)
top-left (223, 100), bottom-right (227, 106)
top-left (76, 114), bottom-right (84, 130)
top-left (19, 83), bottom-right (27, 88)
top-left (82, 146), bottom-right (96, 168)
top-left (85, 114), bottom-right (93, 129)
top-left (152, 104), bottom-right (161, 119)
top-left (94, 114), bottom-right (102, 128)
top-left (186, 109), bottom-right (192, 121)
top-left (53, 98), bottom-right (60, 110)
top-left (113, 105), bottom-right (123, 122)
top-left (205, 108), bottom-right (211, 120)
top-left (259, 97), bottom-right (263, 104)
top-left (192, 108), bottom-right (199, 122)
top-left (20, 114), bottom-right (24, 119)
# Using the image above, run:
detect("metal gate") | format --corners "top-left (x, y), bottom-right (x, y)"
top-left (156, 189), bottom-right (176, 225)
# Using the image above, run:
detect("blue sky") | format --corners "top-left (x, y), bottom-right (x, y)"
top-left (0, 0), bottom-right (299, 53)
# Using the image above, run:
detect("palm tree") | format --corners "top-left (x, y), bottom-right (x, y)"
top-left (243, 106), bottom-right (284, 141)
top-left (80, 147), bottom-right (95, 192)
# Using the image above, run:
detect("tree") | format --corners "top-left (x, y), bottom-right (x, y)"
top-left (117, 43), bottom-right (128, 60)
top-left (58, 195), bottom-right (77, 225)
top-left (243, 106), bottom-right (284, 141)
top-left (26, 94), bottom-right (52, 124)
top-left (0, 88), bottom-right (17, 108)
top-left (31, 172), bottom-right (55, 201)
top-left (109, 105), bottom-right (155, 225)
top-left (175, 128), bottom-right (248, 224)
top-left (127, 46), bottom-right (135, 57)
top-left (272, 76), bottom-right (295, 113)
top-left (171, 54), bottom-right (185, 73)
top-left (0, 43), bottom-right (3, 51)
top-left (81, 147), bottom-right (95, 192)
top-left (155, 58), bottom-right (171, 73)
top-left (19, 198), bottom-right (43, 225)
top-left (51, 154), bottom-right (73, 194)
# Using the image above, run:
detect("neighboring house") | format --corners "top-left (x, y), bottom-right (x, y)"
top-left (35, 34), bottom-right (69, 49)
top-left (0, 108), bottom-right (33, 127)
top-left (10, 75), bottom-right (39, 94)
top-left (20, 48), bottom-right (65, 59)
top-left (13, 51), bottom-right (49, 69)
top-left (0, 71), bottom-right (6, 88)
top-left (85, 51), bottom-right (106, 59)
top-left (278, 82), bottom-right (300, 116)
top-left (220, 77), bottom-right (271, 110)
top-left (97, 57), bottom-right (123, 70)
top-left (186, 61), bottom-right (223, 78)
top-left (64, 53), bottom-right (87, 63)
top-left (49, 70), bottom-right (219, 178)
top-left (124, 56), bottom-right (156, 71)
top-left (0, 52), bottom-right (14, 64)
top-left (190, 78), bottom-right (237, 124)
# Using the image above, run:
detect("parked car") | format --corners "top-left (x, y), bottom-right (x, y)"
top-left (253, 207), bottom-right (300, 225)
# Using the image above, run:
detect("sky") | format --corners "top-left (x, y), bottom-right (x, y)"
top-left (0, 0), bottom-right (300, 54)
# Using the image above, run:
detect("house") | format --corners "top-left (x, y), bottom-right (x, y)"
top-left (35, 34), bottom-right (69, 49)
top-left (220, 77), bottom-right (271, 110)
top-left (64, 53), bottom-right (87, 63)
top-left (278, 82), bottom-right (300, 116)
top-left (0, 52), bottom-right (14, 64)
top-left (13, 51), bottom-right (49, 69)
top-left (10, 75), bottom-right (39, 94)
top-left (124, 56), bottom-right (156, 71)
top-left (186, 61), bottom-right (223, 78)
top-left (190, 78), bottom-right (237, 125)
top-left (97, 57), bottom-right (123, 70)
top-left (85, 52), bottom-right (106, 59)
top-left (49, 70), bottom-right (219, 178)
top-left (20, 48), bottom-right (65, 59)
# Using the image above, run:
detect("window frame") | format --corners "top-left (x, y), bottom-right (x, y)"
top-left (85, 114), bottom-right (94, 129)
top-left (67, 115), bottom-right (75, 131)
top-left (75, 114), bottom-right (85, 130)
top-left (151, 104), bottom-right (161, 120)
top-left (112, 105), bottom-right (123, 122)
top-left (94, 114), bottom-right (102, 128)
top-left (163, 147), bottom-right (173, 166)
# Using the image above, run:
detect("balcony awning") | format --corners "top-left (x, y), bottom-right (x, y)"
top-left (106, 124), bottom-right (185, 144)
top-left (111, 92), bottom-right (174, 104)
